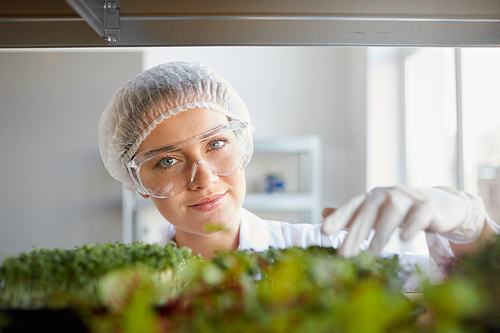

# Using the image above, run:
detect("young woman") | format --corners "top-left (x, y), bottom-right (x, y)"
top-left (99, 61), bottom-right (497, 281)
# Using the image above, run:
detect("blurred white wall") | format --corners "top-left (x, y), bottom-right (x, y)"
top-left (0, 47), bottom-right (368, 258)
top-left (0, 51), bottom-right (143, 258)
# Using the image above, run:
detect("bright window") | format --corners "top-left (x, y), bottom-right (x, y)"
top-left (462, 48), bottom-right (500, 223)
top-left (368, 47), bottom-right (500, 254)
top-left (405, 49), bottom-right (458, 189)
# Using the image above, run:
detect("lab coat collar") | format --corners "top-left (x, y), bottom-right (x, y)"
top-left (159, 207), bottom-right (272, 252)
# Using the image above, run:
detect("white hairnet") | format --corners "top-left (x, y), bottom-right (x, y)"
top-left (98, 61), bottom-right (252, 191)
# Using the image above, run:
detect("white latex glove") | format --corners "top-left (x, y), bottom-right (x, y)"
top-left (321, 186), bottom-right (486, 257)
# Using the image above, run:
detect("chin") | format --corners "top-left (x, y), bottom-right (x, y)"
top-left (195, 208), bottom-right (238, 233)
top-left (177, 220), bottom-right (230, 236)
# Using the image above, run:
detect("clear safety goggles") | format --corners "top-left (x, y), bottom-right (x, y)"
top-left (126, 120), bottom-right (253, 198)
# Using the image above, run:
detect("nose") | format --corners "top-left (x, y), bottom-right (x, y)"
top-left (188, 160), bottom-right (219, 190)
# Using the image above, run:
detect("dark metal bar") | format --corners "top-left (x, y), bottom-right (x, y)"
top-left (0, 0), bottom-right (499, 48)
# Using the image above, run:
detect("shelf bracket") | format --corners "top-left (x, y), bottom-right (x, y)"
top-left (65, 0), bottom-right (121, 43)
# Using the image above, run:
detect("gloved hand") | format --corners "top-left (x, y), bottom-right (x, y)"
top-left (321, 185), bottom-right (486, 257)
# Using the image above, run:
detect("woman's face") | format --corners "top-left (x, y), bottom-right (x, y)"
top-left (136, 107), bottom-right (246, 235)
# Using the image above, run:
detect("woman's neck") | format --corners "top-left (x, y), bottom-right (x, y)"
top-left (174, 215), bottom-right (241, 259)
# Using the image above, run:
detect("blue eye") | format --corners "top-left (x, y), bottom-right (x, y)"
top-left (157, 157), bottom-right (177, 168)
top-left (209, 140), bottom-right (226, 150)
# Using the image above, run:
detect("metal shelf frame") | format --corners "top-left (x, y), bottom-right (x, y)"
top-left (1, 0), bottom-right (500, 48)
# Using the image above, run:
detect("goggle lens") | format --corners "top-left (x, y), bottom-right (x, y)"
top-left (127, 120), bottom-right (252, 198)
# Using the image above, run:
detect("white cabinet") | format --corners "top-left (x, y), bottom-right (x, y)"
top-left (243, 135), bottom-right (322, 224)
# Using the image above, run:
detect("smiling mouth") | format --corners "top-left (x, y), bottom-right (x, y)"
top-left (189, 193), bottom-right (227, 212)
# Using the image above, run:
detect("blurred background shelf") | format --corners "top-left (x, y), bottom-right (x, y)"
top-left (243, 193), bottom-right (317, 211)
top-left (243, 135), bottom-right (322, 224)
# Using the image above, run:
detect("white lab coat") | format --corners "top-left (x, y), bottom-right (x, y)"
top-left (159, 207), bottom-right (349, 251)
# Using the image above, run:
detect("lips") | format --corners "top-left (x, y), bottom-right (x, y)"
top-left (188, 193), bottom-right (227, 212)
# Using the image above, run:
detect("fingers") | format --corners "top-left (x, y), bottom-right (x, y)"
top-left (321, 193), bottom-right (367, 235)
top-left (338, 190), bottom-right (387, 257)
top-left (369, 191), bottom-right (413, 255)
top-left (322, 185), bottom-right (447, 258)
top-left (400, 202), bottom-right (431, 241)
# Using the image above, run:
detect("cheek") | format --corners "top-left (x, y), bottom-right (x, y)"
top-left (230, 171), bottom-right (246, 205)
top-left (150, 196), bottom-right (183, 222)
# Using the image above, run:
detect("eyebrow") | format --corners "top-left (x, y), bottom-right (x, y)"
top-left (144, 147), bottom-right (182, 158)
top-left (140, 126), bottom-right (231, 158)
